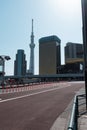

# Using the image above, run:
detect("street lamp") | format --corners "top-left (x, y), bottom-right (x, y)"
top-left (0, 55), bottom-right (11, 87)
top-left (81, 0), bottom-right (87, 109)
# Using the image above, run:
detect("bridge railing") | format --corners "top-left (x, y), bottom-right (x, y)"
top-left (68, 94), bottom-right (86, 130)
top-left (68, 95), bottom-right (78, 130)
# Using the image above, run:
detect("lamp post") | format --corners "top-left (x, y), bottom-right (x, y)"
top-left (81, 0), bottom-right (87, 109)
top-left (0, 55), bottom-right (11, 88)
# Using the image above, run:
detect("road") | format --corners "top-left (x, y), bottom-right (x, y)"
top-left (0, 81), bottom-right (84, 130)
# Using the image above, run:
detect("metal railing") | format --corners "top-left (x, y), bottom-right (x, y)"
top-left (68, 95), bottom-right (78, 130)
top-left (68, 94), bottom-right (86, 130)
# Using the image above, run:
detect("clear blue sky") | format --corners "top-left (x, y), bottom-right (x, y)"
top-left (0, 0), bottom-right (82, 75)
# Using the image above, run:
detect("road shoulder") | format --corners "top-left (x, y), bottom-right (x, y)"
top-left (50, 99), bottom-right (73, 130)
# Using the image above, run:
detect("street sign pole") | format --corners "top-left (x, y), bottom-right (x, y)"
top-left (81, 0), bottom-right (87, 109)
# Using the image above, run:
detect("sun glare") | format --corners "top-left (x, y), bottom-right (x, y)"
top-left (59, 0), bottom-right (75, 6)
top-left (50, 0), bottom-right (76, 6)
top-left (49, 0), bottom-right (79, 15)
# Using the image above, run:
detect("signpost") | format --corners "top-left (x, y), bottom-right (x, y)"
top-left (81, 0), bottom-right (87, 109)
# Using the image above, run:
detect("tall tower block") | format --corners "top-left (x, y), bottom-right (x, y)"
top-left (39, 35), bottom-right (61, 75)
top-left (29, 19), bottom-right (35, 75)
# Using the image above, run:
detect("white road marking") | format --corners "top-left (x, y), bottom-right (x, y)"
top-left (0, 84), bottom-right (70, 103)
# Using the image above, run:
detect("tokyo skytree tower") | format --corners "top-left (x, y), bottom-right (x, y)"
top-left (29, 19), bottom-right (35, 75)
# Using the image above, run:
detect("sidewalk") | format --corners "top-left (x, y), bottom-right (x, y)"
top-left (78, 114), bottom-right (87, 130)
top-left (78, 88), bottom-right (87, 130)
top-left (50, 87), bottom-right (87, 130)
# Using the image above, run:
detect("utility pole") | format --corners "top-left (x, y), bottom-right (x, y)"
top-left (81, 0), bottom-right (87, 109)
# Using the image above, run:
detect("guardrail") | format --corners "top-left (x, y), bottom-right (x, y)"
top-left (68, 94), bottom-right (86, 130)
top-left (68, 95), bottom-right (78, 130)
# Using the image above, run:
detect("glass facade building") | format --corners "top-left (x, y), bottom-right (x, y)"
top-left (14, 50), bottom-right (27, 76)
top-left (39, 35), bottom-right (61, 75)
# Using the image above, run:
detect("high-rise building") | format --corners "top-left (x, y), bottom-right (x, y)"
top-left (14, 49), bottom-right (27, 76)
top-left (39, 35), bottom-right (61, 75)
top-left (65, 42), bottom-right (83, 64)
top-left (29, 19), bottom-right (35, 75)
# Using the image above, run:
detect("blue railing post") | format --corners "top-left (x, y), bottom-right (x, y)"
top-left (68, 95), bottom-right (78, 130)
top-left (68, 94), bottom-right (86, 130)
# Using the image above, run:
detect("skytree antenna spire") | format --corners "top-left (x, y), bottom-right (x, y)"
top-left (29, 19), bottom-right (35, 75)
top-left (32, 19), bottom-right (33, 34)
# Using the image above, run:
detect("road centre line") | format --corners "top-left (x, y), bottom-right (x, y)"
top-left (0, 84), bottom-right (70, 103)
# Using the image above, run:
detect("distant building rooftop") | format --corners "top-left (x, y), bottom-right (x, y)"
top-left (39, 35), bottom-right (61, 44)
top-left (66, 42), bottom-right (82, 46)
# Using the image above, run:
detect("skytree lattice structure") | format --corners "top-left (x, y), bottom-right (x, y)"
top-left (29, 19), bottom-right (35, 75)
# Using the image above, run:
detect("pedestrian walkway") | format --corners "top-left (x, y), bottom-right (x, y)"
top-left (78, 114), bottom-right (87, 130)
top-left (77, 88), bottom-right (87, 130)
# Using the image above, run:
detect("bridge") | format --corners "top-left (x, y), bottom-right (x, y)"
top-left (4, 73), bottom-right (84, 79)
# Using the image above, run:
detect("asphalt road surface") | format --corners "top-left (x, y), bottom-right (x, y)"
top-left (0, 81), bottom-right (84, 130)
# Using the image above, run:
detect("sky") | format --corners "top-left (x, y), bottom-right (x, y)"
top-left (0, 0), bottom-right (83, 75)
